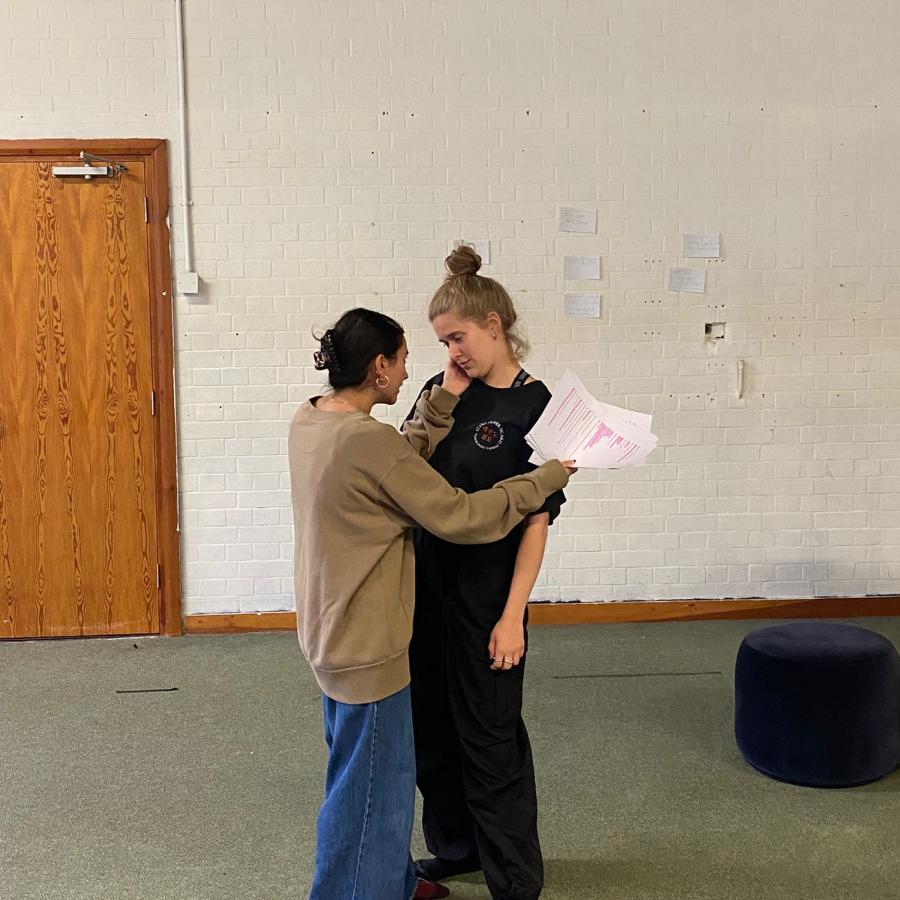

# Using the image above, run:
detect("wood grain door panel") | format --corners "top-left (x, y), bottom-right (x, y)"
top-left (0, 159), bottom-right (159, 637)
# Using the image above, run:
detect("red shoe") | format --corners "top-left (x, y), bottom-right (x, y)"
top-left (413, 878), bottom-right (450, 899)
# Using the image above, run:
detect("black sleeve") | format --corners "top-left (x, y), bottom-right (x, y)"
top-left (404, 373), bottom-right (443, 424)
top-left (525, 382), bottom-right (566, 525)
top-left (535, 486), bottom-right (566, 525)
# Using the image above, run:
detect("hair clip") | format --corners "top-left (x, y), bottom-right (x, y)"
top-left (315, 330), bottom-right (342, 373)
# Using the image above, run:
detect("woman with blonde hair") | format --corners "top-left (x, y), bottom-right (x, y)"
top-left (408, 247), bottom-right (564, 899)
top-left (290, 306), bottom-right (574, 900)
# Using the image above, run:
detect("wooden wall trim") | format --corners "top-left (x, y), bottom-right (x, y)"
top-left (185, 596), bottom-right (900, 634)
top-left (0, 139), bottom-right (166, 158)
top-left (144, 141), bottom-right (182, 636)
top-left (526, 596), bottom-right (900, 624)
top-left (186, 612), bottom-right (297, 634)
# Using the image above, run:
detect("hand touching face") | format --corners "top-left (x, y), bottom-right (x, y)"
top-left (441, 354), bottom-right (471, 396)
top-left (431, 311), bottom-right (502, 381)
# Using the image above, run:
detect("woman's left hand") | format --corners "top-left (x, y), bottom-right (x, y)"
top-left (489, 614), bottom-right (525, 670)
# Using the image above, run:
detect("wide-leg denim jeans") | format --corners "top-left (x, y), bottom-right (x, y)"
top-left (310, 685), bottom-right (417, 900)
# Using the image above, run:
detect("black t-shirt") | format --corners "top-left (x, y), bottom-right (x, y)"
top-left (406, 373), bottom-right (566, 603)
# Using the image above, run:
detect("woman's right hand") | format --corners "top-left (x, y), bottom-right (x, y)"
top-left (442, 356), bottom-right (471, 396)
top-left (560, 460), bottom-right (578, 476)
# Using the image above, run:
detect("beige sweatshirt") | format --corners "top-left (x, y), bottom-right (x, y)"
top-left (288, 385), bottom-right (569, 704)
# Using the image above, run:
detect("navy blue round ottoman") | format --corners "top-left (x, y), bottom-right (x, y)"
top-left (735, 621), bottom-right (900, 787)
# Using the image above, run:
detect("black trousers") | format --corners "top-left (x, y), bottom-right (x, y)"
top-left (410, 577), bottom-right (543, 900)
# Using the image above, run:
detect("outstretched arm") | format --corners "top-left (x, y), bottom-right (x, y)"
top-left (380, 452), bottom-right (569, 546)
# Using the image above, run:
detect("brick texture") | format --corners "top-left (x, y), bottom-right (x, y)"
top-left (2, 0), bottom-right (898, 612)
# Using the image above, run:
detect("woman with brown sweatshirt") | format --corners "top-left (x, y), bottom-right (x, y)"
top-left (289, 308), bottom-right (573, 900)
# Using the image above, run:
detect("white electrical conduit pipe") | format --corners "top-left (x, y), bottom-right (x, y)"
top-left (174, 0), bottom-right (194, 274)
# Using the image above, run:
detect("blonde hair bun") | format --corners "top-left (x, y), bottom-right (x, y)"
top-left (445, 244), bottom-right (481, 277)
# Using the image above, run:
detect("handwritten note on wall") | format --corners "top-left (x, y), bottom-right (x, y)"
top-left (453, 239), bottom-right (490, 265)
top-left (682, 234), bottom-right (720, 258)
top-left (564, 293), bottom-right (602, 318)
top-left (564, 256), bottom-right (601, 280)
top-left (559, 207), bottom-right (598, 234)
top-left (667, 268), bottom-right (706, 294)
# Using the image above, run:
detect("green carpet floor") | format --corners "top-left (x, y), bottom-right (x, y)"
top-left (2, 618), bottom-right (898, 899)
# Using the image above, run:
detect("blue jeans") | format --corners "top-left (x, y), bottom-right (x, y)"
top-left (310, 685), bottom-right (417, 900)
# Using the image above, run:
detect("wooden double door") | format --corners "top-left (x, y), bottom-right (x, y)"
top-left (0, 141), bottom-right (180, 638)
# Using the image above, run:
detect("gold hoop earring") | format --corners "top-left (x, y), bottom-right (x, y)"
top-left (375, 374), bottom-right (390, 390)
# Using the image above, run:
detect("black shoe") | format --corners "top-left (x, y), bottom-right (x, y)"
top-left (414, 854), bottom-right (481, 882)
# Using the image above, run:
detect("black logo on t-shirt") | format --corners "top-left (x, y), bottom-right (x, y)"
top-left (474, 420), bottom-right (504, 450)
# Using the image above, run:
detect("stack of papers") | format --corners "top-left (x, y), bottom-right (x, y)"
top-left (526, 371), bottom-right (658, 469)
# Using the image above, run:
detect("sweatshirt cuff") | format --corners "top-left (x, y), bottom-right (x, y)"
top-left (537, 459), bottom-right (570, 493)
top-left (426, 385), bottom-right (460, 415)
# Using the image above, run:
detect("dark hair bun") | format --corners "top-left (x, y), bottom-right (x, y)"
top-left (445, 244), bottom-right (481, 277)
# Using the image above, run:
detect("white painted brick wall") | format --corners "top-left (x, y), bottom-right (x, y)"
top-left (2, 0), bottom-right (898, 613)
